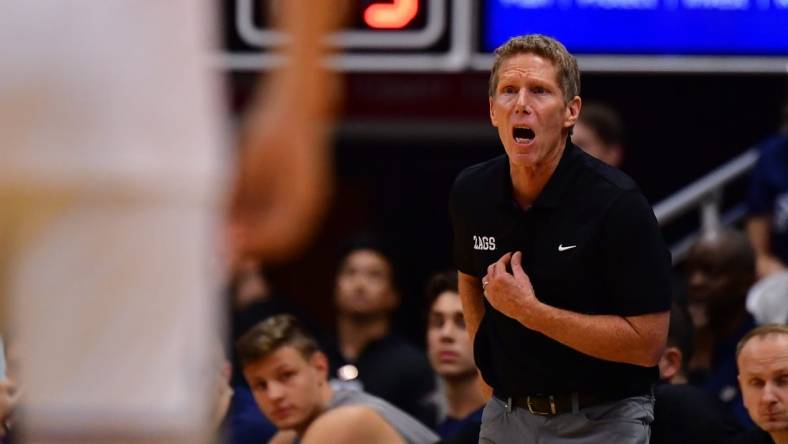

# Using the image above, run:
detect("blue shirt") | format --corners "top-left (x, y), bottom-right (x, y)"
top-left (437, 407), bottom-right (483, 439)
top-left (748, 134), bottom-right (788, 263)
top-left (224, 385), bottom-right (277, 444)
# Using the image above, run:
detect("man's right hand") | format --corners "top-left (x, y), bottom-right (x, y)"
top-left (458, 272), bottom-right (486, 343)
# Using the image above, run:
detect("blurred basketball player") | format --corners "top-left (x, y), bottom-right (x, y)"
top-left (0, 1), bottom-right (341, 443)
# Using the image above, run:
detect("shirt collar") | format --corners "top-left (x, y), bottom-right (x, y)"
top-left (495, 138), bottom-right (582, 210)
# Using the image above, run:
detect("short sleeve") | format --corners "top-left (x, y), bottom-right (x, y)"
top-left (600, 190), bottom-right (672, 316)
top-left (449, 174), bottom-right (476, 276)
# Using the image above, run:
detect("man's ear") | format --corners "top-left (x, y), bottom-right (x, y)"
top-left (658, 346), bottom-right (683, 382)
top-left (489, 96), bottom-right (499, 128)
top-left (564, 96), bottom-right (581, 128)
top-left (311, 351), bottom-right (329, 379)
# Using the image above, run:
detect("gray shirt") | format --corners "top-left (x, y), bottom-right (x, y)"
top-left (294, 388), bottom-right (438, 444)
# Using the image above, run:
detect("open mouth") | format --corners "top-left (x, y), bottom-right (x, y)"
top-left (513, 126), bottom-right (535, 144)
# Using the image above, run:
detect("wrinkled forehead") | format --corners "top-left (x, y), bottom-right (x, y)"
top-left (498, 52), bottom-right (560, 81)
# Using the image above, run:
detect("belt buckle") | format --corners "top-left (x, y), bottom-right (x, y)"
top-left (526, 395), bottom-right (557, 416)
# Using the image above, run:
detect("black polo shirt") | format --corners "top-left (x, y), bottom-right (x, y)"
top-left (450, 140), bottom-right (672, 397)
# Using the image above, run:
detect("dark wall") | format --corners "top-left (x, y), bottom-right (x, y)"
top-left (583, 73), bottom-right (787, 202)
top-left (247, 71), bottom-right (788, 346)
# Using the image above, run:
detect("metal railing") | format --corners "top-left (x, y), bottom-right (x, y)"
top-left (652, 148), bottom-right (759, 262)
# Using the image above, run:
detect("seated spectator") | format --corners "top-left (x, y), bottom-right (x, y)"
top-left (684, 229), bottom-right (758, 428)
top-left (213, 332), bottom-right (277, 444)
top-left (224, 259), bottom-right (298, 444)
top-left (324, 235), bottom-right (437, 427)
top-left (227, 259), bottom-right (323, 386)
top-left (424, 272), bottom-right (486, 443)
top-left (237, 315), bottom-right (439, 444)
top-left (736, 325), bottom-right (788, 444)
top-left (571, 102), bottom-right (625, 168)
top-left (651, 303), bottom-right (746, 444)
top-left (746, 100), bottom-right (788, 279)
top-left (657, 303), bottom-right (694, 384)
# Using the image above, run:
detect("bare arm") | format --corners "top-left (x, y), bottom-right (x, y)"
top-left (301, 406), bottom-right (405, 444)
top-left (526, 303), bottom-right (668, 367)
top-left (746, 216), bottom-right (786, 278)
top-left (458, 271), bottom-right (485, 342)
top-left (228, 0), bottom-right (344, 265)
top-left (457, 271), bottom-right (494, 399)
top-left (484, 252), bottom-right (668, 367)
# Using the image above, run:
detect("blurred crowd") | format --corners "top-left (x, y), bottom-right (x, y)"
top-left (213, 214), bottom-right (788, 443)
top-left (204, 96), bottom-right (787, 442)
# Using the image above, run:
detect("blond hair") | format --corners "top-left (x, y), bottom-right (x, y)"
top-left (236, 314), bottom-right (320, 366)
top-left (488, 34), bottom-right (580, 103)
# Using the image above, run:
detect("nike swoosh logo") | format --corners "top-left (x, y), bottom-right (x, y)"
top-left (558, 244), bottom-right (577, 252)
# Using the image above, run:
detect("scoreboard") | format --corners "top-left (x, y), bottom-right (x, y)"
top-left (473, 0), bottom-right (788, 72)
top-left (220, 0), bottom-right (471, 71)
top-left (219, 0), bottom-right (788, 73)
top-left (228, 0), bottom-right (438, 49)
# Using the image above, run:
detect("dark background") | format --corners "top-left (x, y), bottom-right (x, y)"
top-left (226, 71), bottom-right (787, 346)
top-left (222, 1), bottom-right (788, 346)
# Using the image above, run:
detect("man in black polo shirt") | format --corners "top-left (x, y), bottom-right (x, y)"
top-left (449, 34), bottom-right (672, 443)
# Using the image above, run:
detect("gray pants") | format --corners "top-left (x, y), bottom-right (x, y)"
top-left (479, 395), bottom-right (654, 444)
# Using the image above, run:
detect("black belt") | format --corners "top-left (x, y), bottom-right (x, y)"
top-left (505, 392), bottom-right (627, 416)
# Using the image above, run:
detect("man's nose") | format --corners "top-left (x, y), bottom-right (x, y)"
top-left (267, 381), bottom-right (285, 400)
top-left (347, 275), bottom-right (365, 290)
top-left (439, 322), bottom-right (456, 340)
top-left (687, 270), bottom-right (706, 289)
top-left (515, 89), bottom-right (531, 113)
top-left (762, 382), bottom-right (779, 404)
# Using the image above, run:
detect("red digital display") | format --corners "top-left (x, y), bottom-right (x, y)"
top-left (363, 0), bottom-right (420, 29)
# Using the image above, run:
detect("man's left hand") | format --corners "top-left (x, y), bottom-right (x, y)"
top-left (482, 251), bottom-right (541, 326)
